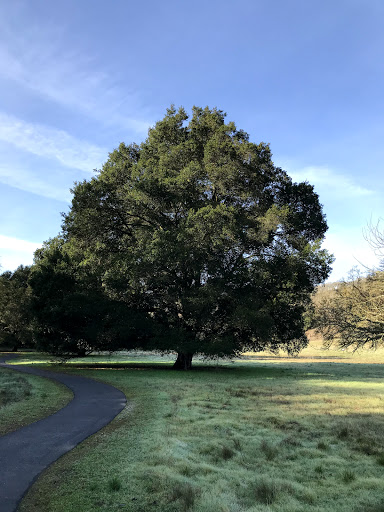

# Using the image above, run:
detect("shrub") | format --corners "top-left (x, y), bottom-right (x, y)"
top-left (314, 465), bottom-right (325, 477)
top-left (221, 445), bottom-right (235, 460)
top-left (342, 470), bottom-right (356, 484)
top-left (251, 479), bottom-right (280, 505)
top-left (317, 441), bottom-right (328, 451)
top-left (233, 437), bottom-right (242, 451)
top-left (338, 426), bottom-right (350, 439)
top-left (108, 477), bottom-right (122, 491)
top-left (170, 481), bottom-right (198, 511)
top-left (260, 439), bottom-right (278, 460)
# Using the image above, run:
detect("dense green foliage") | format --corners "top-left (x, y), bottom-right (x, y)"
top-left (54, 106), bottom-right (332, 367)
top-left (29, 238), bottom-right (151, 356)
top-left (0, 266), bottom-right (33, 350)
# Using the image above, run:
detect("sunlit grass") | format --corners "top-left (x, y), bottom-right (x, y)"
top-left (10, 329), bottom-right (384, 368)
top-left (19, 337), bottom-right (384, 512)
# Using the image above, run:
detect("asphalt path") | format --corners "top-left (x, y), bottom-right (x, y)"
top-left (0, 354), bottom-right (127, 512)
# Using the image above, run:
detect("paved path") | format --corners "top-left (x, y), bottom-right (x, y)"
top-left (0, 354), bottom-right (127, 512)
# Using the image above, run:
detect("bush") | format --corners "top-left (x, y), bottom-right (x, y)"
top-left (251, 478), bottom-right (280, 505)
top-left (341, 470), bottom-right (356, 484)
top-left (108, 477), bottom-right (122, 491)
top-left (170, 481), bottom-right (198, 511)
top-left (260, 439), bottom-right (278, 460)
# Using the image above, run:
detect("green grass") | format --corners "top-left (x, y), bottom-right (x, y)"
top-left (0, 368), bottom-right (32, 405)
top-left (16, 339), bottom-right (384, 512)
top-left (0, 359), bottom-right (73, 436)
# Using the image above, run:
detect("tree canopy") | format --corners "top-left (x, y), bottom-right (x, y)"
top-left (50, 106), bottom-right (332, 368)
top-left (0, 265), bottom-right (33, 351)
top-left (29, 237), bottom-right (152, 356)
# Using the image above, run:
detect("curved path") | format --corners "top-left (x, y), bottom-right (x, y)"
top-left (0, 354), bottom-right (127, 512)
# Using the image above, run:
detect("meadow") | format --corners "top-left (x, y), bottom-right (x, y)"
top-left (5, 334), bottom-right (384, 512)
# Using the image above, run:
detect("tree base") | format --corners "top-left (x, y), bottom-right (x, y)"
top-left (173, 352), bottom-right (193, 370)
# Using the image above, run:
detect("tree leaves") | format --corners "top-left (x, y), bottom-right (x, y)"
top-left (56, 106), bottom-right (332, 363)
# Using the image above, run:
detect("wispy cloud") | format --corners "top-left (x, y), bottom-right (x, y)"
top-left (0, 112), bottom-right (107, 173)
top-left (0, 235), bottom-right (41, 271)
top-left (0, 30), bottom-right (151, 134)
top-left (275, 163), bottom-right (379, 281)
top-left (288, 166), bottom-right (374, 198)
top-left (0, 163), bottom-right (72, 202)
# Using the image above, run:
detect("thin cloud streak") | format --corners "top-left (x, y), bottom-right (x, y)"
top-left (277, 163), bottom-right (378, 281)
top-left (0, 112), bottom-right (107, 173)
top-left (288, 166), bottom-right (374, 198)
top-left (0, 164), bottom-right (72, 202)
top-left (0, 39), bottom-right (151, 134)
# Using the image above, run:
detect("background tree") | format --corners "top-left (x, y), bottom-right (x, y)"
top-left (364, 218), bottom-right (384, 268)
top-left (30, 237), bottom-right (152, 356)
top-left (61, 106), bottom-right (332, 368)
top-left (0, 266), bottom-right (33, 351)
top-left (303, 280), bottom-right (339, 331)
top-left (315, 220), bottom-right (384, 349)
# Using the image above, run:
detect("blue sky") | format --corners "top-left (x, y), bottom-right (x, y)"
top-left (0, 0), bottom-right (383, 281)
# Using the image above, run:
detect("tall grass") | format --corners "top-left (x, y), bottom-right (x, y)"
top-left (0, 371), bottom-right (32, 406)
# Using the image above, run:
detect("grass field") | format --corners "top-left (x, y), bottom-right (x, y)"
top-left (8, 335), bottom-right (384, 512)
top-left (0, 362), bottom-right (72, 436)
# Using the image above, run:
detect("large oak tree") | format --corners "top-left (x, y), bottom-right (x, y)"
top-left (62, 106), bottom-right (332, 368)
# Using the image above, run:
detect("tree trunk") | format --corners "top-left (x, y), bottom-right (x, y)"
top-left (173, 352), bottom-right (193, 370)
